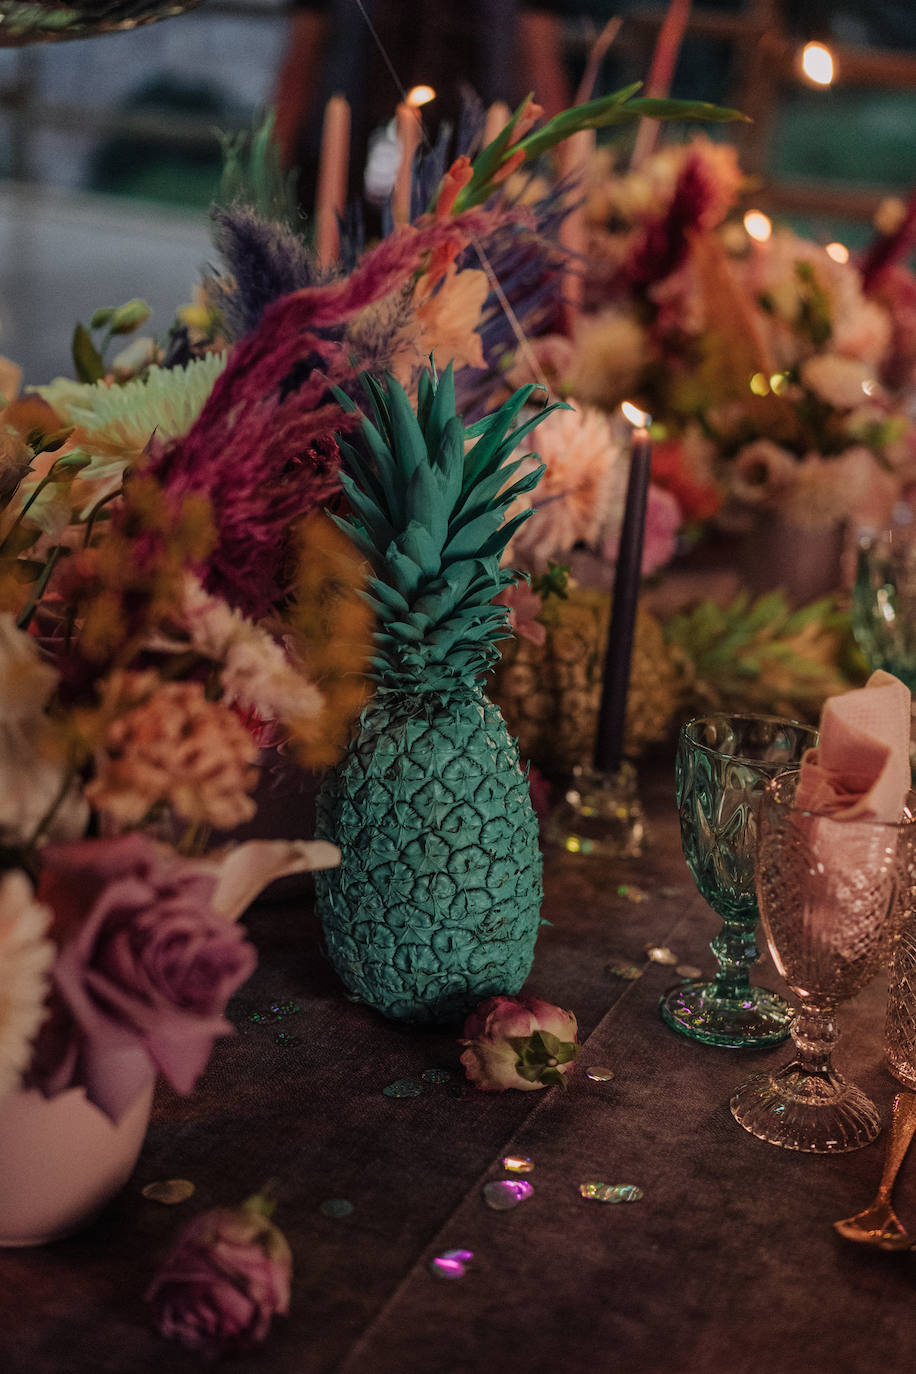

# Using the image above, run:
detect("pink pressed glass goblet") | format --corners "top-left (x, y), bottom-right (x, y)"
top-left (731, 772), bottom-right (916, 1153)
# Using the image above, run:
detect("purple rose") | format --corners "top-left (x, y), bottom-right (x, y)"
top-left (146, 1198), bottom-right (292, 1360)
top-left (31, 833), bottom-right (256, 1121)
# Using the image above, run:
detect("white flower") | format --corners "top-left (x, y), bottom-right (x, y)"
top-left (778, 447), bottom-right (877, 529)
top-left (801, 354), bottom-right (877, 411)
top-left (0, 614), bottom-right (57, 722)
top-left (569, 311), bottom-right (650, 411)
top-left (154, 578), bottom-right (324, 727)
top-left (35, 354), bottom-right (227, 454)
top-left (0, 871), bottom-right (54, 1104)
top-left (509, 403), bottom-right (625, 568)
top-left (729, 440), bottom-right (798, 507)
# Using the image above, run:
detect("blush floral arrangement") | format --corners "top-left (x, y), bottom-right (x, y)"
top-left (527, 137), bottom-right (916, 537)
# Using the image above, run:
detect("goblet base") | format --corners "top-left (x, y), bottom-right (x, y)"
top-left (730, 1062), bottom-right (881, 1153)
top-left (659, 980), bottom-right (792, 1048)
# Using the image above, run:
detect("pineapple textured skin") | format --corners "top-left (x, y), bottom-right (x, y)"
top-left (315, 685), bottom-right (542, 1023)
top-left (314, 366), bottom-right (564, 1023)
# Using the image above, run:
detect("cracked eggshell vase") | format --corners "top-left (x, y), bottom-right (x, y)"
top-left (0, 1081), bottom-right (154, 1246)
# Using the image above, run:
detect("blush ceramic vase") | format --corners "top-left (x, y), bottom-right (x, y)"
top-left (0, 1082), bottom-right (154, 1246)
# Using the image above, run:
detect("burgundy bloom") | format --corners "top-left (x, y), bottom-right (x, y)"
top-left (152, 212), bottom-right (493, 620)
top-left (30, 833), bottom-right (256, 1122)
top-left (147, 1198), bottom-right (292, 1360)
top-left (624, 155), bottom-right (719, 293)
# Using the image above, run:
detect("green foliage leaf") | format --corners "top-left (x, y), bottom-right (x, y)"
top-left (71, 323), bottom-right (104, 384)
top-left (455, 85), bottom-right (748, 209)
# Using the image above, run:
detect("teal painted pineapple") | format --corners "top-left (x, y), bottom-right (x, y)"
top-left (314, 366), bottom-right (559, 1023)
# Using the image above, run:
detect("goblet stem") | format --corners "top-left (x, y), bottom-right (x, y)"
top-left (710, 912), bottom-right (759, 1002)
top-left (787, 1002), bottom-right (840, 1079)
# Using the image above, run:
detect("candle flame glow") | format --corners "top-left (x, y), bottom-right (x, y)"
top-left (743, 210), bottom-right (772, 243)
top-left (621, 401), bottom-right (651, 428)
top-left (825, 241), bottom-right (849, 264)
top-left (406, 85), bottom-right (436, 108)
top-left (800, 41), bottom-right (835, 86)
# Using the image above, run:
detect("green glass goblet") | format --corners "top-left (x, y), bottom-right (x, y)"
top-left (661, 713), bottom-right (818, 1048)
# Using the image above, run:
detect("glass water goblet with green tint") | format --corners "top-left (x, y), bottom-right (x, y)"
top-left (661, 713), bottom-right (819, 1048)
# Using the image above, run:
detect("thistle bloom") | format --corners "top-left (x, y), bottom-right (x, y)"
top-left (460, 994), bottom-right (580, 1091)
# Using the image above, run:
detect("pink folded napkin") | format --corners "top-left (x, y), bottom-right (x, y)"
top-left (795, 670), bottom-right (912, 823)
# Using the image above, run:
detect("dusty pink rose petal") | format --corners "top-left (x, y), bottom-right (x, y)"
top-left (459, 994), bottom-right (580, 1091)
top-left (30, 834), bottom-right (256, 1122)
top-left (146, 1201), bottom-right (292, 1360)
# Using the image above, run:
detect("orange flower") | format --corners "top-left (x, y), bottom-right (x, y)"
top-left (86, 674), bottom-right (258, 830)
top-left (435, 156), bottom-right (474, 217)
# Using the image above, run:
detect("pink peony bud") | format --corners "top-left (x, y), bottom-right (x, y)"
top-left (146, 1196), bottom-right (292, 1360)
top-left (459, 993), bottom-right (580, 1091)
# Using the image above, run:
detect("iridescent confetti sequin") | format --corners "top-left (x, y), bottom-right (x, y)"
top-left (645, 944), bottom-right (678, 965)
top-left (617, 884), bottom-right (649, 903)
top-left (483, 1179), bottom-right (534, 1211)
top-left (585, 1066), bottom-right (615, 1082)
top-left (248, 1000), bottom-right (301, 1025)
top-left (383, 1078), bottom-right (424, 1098)
top-left (421, 1067), bottom-right (454, 1084)
top-left (430, 1248), bottom-right (474, 1280)
top-left (579, 1183), bottom-right (644, 1204)
top-left (319, 1198), bottom-right (354, 1218)
top-left (676, 964), bottom-right (702, 980)
top-left (141, 1179), bottom-right (195, 1204)
top-left (275, 1031), bottom-right (302, 1046)
top-left (606, 959), bottom-right (643, 981)
top-left (502, 1154), bottom-right (533, 1173)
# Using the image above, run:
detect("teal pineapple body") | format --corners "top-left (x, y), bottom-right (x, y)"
top-left (314, 365), bottom-right (565, 1023)
top-left (315, 686), bottom-right (542, 1022)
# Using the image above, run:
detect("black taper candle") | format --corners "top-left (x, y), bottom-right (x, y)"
top-left (593, 426), bottom-right (653, 774)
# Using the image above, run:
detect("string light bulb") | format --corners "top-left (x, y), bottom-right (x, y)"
top-left (825, 242), bottom-right (849, 264)
top-left (743, 210), bottom-right (772, 243)
top-left (800, 41), bottom-right (835, 87)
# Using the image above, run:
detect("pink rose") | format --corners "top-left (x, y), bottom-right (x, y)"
top-left (147, 1197), bottom-right (292, 1360)
top-left (459, 993), bottom-right (580, 1091)
top-left (30, 833), bottom-right (256, 1121)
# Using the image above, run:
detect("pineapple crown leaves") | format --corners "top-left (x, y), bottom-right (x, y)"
top-left (330, 364), bottom-right (570, 690)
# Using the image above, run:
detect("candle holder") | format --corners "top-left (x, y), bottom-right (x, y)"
top-left (541, 404), bottom-right (653, 862)
top-left (542, 761), bottom-right (647, 860)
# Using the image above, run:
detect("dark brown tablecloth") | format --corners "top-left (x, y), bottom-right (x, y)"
top-left (3, 764), bottom-right (915, 1374)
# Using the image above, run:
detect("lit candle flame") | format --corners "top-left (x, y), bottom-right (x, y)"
top-left (800, 41), bottom-right (835, 86)
top-left (825, 241), bottom-right (849, 264)
top-left (406, 85), bottom-right (436, 108)
top-left (743, 210), bottom-right (772, 243)
top-left (621, 401), bottom-right (651, 429)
